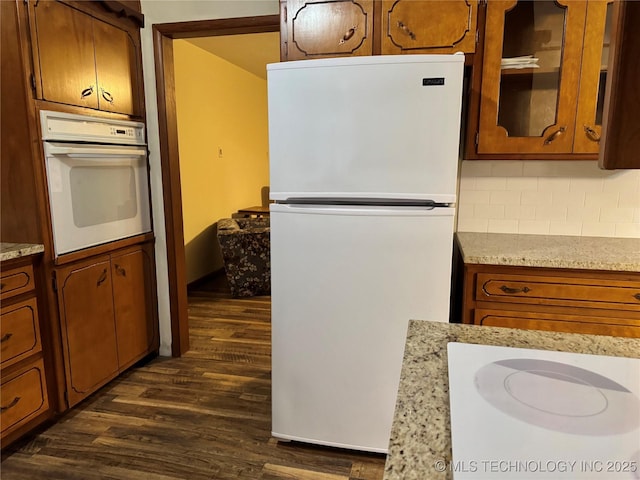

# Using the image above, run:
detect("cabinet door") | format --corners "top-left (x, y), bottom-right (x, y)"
top-left (56, 257), bottom-right (119, 407)
top-left (93, 19), bottom-right (138, 115)
top-left (111, 246), bottom-right (157, 369)
top-left (477, 0), bottom-right (587, 154)
top-left (573, 0), bottom-right (614, 154)
top-left (381, 0), bottom-right (478, 55)
top-left (283, 0), bottom-right (374, 60)
top-left (31, 0), bottom-right (98, 109)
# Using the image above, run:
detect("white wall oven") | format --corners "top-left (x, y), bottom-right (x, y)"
top-left (40, 110), bottom-right (151, 257)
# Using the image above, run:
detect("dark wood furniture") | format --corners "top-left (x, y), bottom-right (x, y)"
top-left (234, 206), bottom-right (271, 218)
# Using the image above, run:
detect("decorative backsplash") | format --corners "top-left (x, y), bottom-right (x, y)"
top-left (456, 161), bottom-right (640, 238)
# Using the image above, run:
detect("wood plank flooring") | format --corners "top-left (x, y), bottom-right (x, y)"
top-left (1, 273), bottom-right (386, 479)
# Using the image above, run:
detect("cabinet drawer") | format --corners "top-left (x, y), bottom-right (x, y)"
top-left (0, 264), bottom-right (35, 300)
top-left (476, 273), bottom-right (640, 310)
top-left (1, 298), bottom-right (41, 368)
top-left (475, 309), bottom-right (640, 338)
top-left (1, 359), bottom-right (49, 436)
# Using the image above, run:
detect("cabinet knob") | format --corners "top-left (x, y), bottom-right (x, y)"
top-left (0, 332), bottom-right (13, 343)
top-left (339, 26), bottom-right (357, 45)
top-left (583, 125), bottom-right (601, 143)
top-left (80, 85), bottom-right (94, 99)
top-left (499, 285), bottom-right (531, 294)
top-left (1, 396), bottom-right (21, 413)
top-left (101, 88), bottom-right (114, 104)
top-left (543, 126), bottom-right (566, 145)
top-left (115, 264), bottom-right (127, 277)
top-left (397, 21), bottom-right (416, 40)
top-left (97, 269), bottom-right (108, 287)
top-left (634, 293), bottom-right (640, 301)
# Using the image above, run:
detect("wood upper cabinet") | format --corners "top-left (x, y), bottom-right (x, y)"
top-left (381, 0), bottom-right (478, 55)
top-left (468, 0), bottom-right (614, 159)
top-left (29, 0), bottom-right (142, 116)
top-left (55, 244), bottom-right (158, 408)
top-left (280, 0), bottom-right (478, 61)
top-left (282, 0), bottom-right (375, 60)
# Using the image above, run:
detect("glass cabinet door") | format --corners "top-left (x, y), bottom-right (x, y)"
top-left (477, 0), bottom-right (587, 154)
top-left (573, 0), bottom-right (614, 153)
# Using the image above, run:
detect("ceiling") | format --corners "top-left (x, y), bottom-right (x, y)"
top-left (185, 32), bottom-right (280, 79)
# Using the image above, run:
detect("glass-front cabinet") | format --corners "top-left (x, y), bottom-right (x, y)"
top-left (473, 0), bottom-right (613, 157)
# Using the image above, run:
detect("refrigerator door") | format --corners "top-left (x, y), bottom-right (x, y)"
top-left (270, 203), bottom-right (455, 453)
top-left (267, 55), bottom-right (464, 203)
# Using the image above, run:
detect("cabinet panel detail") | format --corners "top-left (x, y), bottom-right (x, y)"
top-left (111, 248), bottom-right (156, 369)
top-left (32, 0), bottom-right (99, 110)
top-left (476, 273), bottom-right (640, 310)
top-left (1, 298), bottom-right (41, 368)
top-left (93, 19), bottom-right (137, 114)
top-left (0, 264), bottom-right (35, 301)
top-left (382, 0), bottom-right (477, 54)
top-left (58, 258), bottom-right (119, 404)
top-left (0, 360), bottom-right (49, 437)
top-left (475, 308), bottom-right (640, 337)
top-left (292, 1), bottom-right (371, 56)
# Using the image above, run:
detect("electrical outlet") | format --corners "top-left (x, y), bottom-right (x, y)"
top-left (217, 146), bottom-right (224, 158)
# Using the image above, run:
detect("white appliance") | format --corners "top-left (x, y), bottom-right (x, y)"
top-left (448, 343), bottom-right (640, 479)
top-left (40, 110), bottom-right (151, 257)
top-left (267, 55), bottom-right (465, 453)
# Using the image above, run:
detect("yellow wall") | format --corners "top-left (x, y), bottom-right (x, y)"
top-left (174, 39), bottom-right (271, 283)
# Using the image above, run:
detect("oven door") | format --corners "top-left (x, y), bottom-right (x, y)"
top-left (44, 142), bottom-right (151, 256)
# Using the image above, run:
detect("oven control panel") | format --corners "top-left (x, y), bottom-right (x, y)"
top-left (40, 110), bottom-right (146, 145)
top-left (109, 127), bottom-right (137, 140)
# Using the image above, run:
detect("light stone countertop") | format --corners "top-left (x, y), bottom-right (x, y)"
top-left (456, 232), bottom-right (640, 272)
top-left (383, 320), bottom-right (640, 480)
top-left (0, 242), bottom-right (45, 262)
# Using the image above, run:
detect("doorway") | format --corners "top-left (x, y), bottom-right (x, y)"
top-left (153, 15), bottom-right (280, 356)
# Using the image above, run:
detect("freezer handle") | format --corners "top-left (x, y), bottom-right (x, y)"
top-left (281, 197), bottom-right (450, 208)
top-left (270, 202), bottom-right (455, 216)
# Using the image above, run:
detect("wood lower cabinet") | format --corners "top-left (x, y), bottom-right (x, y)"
top-left (28, 0), bottom-right (143, 116)
top-left (111, 247), bottom-right (157, 370)
top-left (1, 255), bottom-right (51, 446)
top-left (460, 264), bottom-right (640, 337)
top-left (55, 243), bottom-right (158, 408)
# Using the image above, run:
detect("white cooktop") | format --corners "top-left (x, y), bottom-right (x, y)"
top-left (447, 343), bottom-right (640, 480)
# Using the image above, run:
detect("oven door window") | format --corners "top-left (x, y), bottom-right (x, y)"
top-left (70, 165), bottom-right (138, 227)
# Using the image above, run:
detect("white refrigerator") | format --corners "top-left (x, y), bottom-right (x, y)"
top-left (268, 55), bottom-right (464, 453)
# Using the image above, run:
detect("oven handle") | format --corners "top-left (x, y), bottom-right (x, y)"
top-left (45, 144), bottom-right (147, 157)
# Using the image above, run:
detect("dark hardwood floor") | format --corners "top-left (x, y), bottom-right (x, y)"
top-left (1, 272), bottom-right (386, 479)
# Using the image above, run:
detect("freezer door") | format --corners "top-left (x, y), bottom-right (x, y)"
top-left (267, 55), bottom-right (464, 202)
top-left (270, 203), bottom-right (455, 452)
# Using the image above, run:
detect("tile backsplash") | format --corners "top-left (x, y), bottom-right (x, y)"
top-left (456, 161), bottom-right (640, 238)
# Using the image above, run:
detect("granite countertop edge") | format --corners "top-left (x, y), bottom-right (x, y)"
top-left (455, 232), bottom-right (640, 272)
top-left (383, 320), bottom-right (640, 480)
top-left (0, 243), bottom-right (45, 262)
